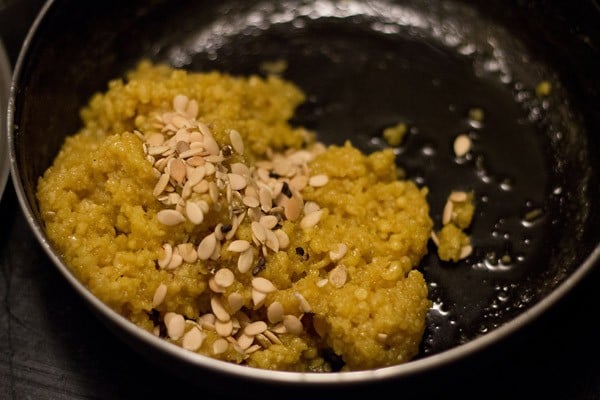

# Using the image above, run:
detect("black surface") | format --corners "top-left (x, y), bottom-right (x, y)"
top-left (1, 1), bottom-right (599, 399)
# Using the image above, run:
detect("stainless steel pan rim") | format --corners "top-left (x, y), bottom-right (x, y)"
top-left (7, 0), bottom-right (600, 386)
top-left (0, 39), bottom-right (11, 202)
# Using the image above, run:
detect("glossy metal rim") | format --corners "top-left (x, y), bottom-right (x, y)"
top-left (0, 38), bottom-right (11, 202)
top-left (7, 0), bottom-right (600, 386)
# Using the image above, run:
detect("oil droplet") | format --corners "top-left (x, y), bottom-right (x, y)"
top-left (521, 207), bottom-right (544, 227)
top-left (480, 251), bottom-right (513, 271)
top-left (421, 144), bottom-right (436, 156)
top-left (499, 178), bottom-right (513, 191)
top-left (467, 107), bottom-right (485, 129)
top-left (430, 301), bottom-right (450, 316)
top-left (458, 43), bottom-right (476, 55)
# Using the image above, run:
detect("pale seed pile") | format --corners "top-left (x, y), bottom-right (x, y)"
top-left (138, 94), bottom-right (336, 356)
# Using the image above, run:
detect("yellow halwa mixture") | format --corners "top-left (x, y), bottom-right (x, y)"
top-left (37, 61), bottom-right (442, 372)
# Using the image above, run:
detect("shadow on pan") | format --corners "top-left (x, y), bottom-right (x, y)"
top-left (8, 0), bottom-right (599, 388)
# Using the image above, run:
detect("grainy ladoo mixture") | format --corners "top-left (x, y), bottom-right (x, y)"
top-left (37, 60), bottom-right (451, 372)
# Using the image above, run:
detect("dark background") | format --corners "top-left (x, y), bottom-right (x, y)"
top-left (1, 1), bottom-right (599, 399)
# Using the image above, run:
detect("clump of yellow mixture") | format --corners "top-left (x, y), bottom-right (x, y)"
top-left (434, 190), bottom-right (475, 262)
top-left (37, 60), bottom-right (433, 372)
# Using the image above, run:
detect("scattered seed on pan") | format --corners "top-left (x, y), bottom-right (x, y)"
top-left (209, 277), bottom-right (225, 294)
top-left (294, 292), bottom-right (312, 313)
top-left (177, 243), bottom-right (198, 263)
top-left (197, 233), bottom-right (217, 260)
top-left (243, 195), bottom-right (260, 208)
top-left (182, 327), bottom-right (205, 351)
top-left (283, 315), bottom-right (303, 335)
top-left (158, 243), bottom-right (173, 269)
top-left (267, 301), bottom-right (284, 324)
top-left (153, 173), bottom-right (170, 197)
top-left (210, 296), bottom-right (230, 322)
top-left (453, 134), bottom-right (471, 157)
top-left (228, 239), bottom-right (251, 253)
top-left (252, 288), bottom-right (267, 308)
top-left (251, 221), bottom-right (267, 243)
top-left (254, 333), bottom-right (272, 349)
top-left (198, 313), bottom-right (216, 330)
top-left (238, 248), bottom-right (254, 273)
top-left (164, 312), bottom-right (185, 340)
top-left (157, 209), bottom-right (186, 226)
top-left (259, 215), bottom-right (278, 230)
top-left (244, 321), bottom-right (268, 336)
top-left (329, 265), bottom-right (348, 288)
top-left (169, 158), bottom-right (186, 185)
top-left (215, 319), bottom-right (234, 337)
top-left (274, 229), bottom-right (289, 249)
top-left (245, 344), bottom-right (262, 354)
top-left (264, 229), bottom-right (279, 252)
top-left (300, 209), bottom-right (323, 230)
top-left (227, 292), bottom-right (244, 313)
top-left (303, 201), bottom-right (320, 215)
top-left (259, 187), bottom-right (273, 212)
top-left (270, 323), bottom-right (287, 334)
top-left (185, 201), bottom-right (205, 225)
top-left (152, 283), bottom-right (168, 307)
top-left (308, 174), bottom-right (329, 187)
top-left (214, 268), bottom-right (235, 288)
top-left (213, 338), bottom-right (229, 355)
top-left (430, 231), bottom-right (440, 246)
top-left (283, 196), bottom-right (301, 221)
top-left (228, 173), bottom-right (247, 191)
top-left (229, 129), bottom-right (244, 155)
top-left (166, 253), bottom-right (183, 270)
top-left (316, 278), bottom-right (329, 288)
top-left (329, 243), bottom-right (347, 261)
top-left (442, 200), bottom-right (454, 225)
top-left (263, 330), bottom-right (282, 345)
top-left (252, 277), bottom-right (277, 293)
top-left (459, 244), bottom-right (473, 259)
top-left (449, 191), bottom-right (468, 202)
top-left (237, 333), bottom-right (254, 350)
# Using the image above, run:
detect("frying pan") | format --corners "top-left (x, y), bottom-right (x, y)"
top-left (7, 0), bottom-right (600, 395)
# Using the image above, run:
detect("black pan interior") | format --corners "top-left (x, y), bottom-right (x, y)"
top-left (11, 0), bottom-right (600, 363)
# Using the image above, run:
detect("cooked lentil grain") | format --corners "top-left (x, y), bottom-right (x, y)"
top-left (37, 61), bottom-right (433, 372)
